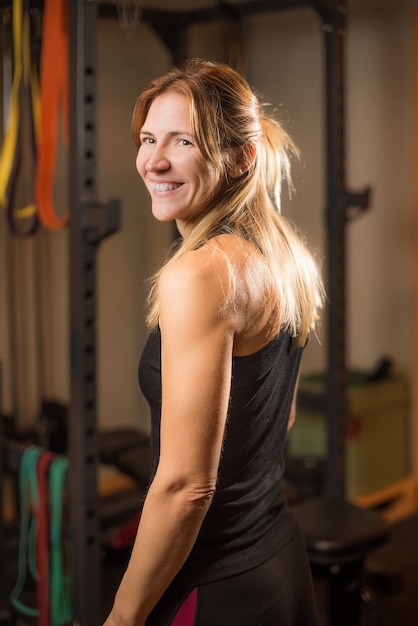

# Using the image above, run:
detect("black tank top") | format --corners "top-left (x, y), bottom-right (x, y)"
top-left (138, 327), bottom-right (302, 586)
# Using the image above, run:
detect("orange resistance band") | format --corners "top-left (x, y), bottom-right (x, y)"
top-left (35, 0), bottom-right (69, 230)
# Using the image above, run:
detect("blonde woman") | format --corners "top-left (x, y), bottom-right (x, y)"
top-left (104, 59), bottom-right (324, 626)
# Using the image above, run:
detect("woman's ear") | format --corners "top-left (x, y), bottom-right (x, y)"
top-left (228, 143), bottom-right (257, 179)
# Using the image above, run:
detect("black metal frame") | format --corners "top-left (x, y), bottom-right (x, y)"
top-left (321, 7), bottom-right (371, 497)
top-left (66, 1), bottom-right (370, 619)
top-left (0, 1), bottom-right (370, 624)
top-left (0, 367), bottom-right (5, 618)
top-left (68, 3), bottom-right (122, 624)
top-left (68, 3), bottom-right (102, 624)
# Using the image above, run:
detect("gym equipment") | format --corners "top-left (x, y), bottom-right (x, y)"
top-left (0, 0), bottom-right (40, 237)
top-left (292, 496), bottom-right (390, 626)
top-left (0, 2), bottom-right (381, 625)
top-left (36, 0), bottom-right (70, 231)
top-left (10, 445), bottom-right (71, 626)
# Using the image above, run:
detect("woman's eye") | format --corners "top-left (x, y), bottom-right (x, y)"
top-left (179, 138), bottom-right (192, 146)
top-left (140, 136), bottom-right (154, 145)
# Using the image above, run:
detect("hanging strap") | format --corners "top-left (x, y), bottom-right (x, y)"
top-left (35, 0), bottom-right (70, 230)
top-left (11, 447), bottom-right (72, 625)
top-left (10, 445), bottom-right (43, 617)
top-left (36, 451), bottom-right (56, 626)
top-left (0, 0), bottom-right (40, 237)
top-left (49, 455), bottom-right (72, 626)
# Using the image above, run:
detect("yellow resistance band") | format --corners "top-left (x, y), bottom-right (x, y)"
top-left (0, 0), bottom-right (40, 235)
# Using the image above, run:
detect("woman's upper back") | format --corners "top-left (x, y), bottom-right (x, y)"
top-left (159, 233), bottom-right (276, 358)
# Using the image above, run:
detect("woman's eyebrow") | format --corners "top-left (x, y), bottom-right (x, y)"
top-left (140, 129), bottom-right (193, 139)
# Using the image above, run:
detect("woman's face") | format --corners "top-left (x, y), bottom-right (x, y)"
top-left (136, 92), bottom-right (220, 237)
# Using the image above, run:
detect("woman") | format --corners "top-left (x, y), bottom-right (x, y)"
top-left (104, 59), bottom-right (324, 626)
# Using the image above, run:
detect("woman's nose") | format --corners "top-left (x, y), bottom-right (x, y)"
top-left (146, 146), bottom-right (170, 172)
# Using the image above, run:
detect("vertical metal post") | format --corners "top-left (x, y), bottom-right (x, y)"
top-left (323, 2), bottom-right (348, 498)
top-left (0, 366), bottom-right (6, 621)
top-left (68, 1), bottom-right (102, 624)
top-left (0, 12), bottom-right (14, 623)
top-left (0, 10), bottom-right (4, 614)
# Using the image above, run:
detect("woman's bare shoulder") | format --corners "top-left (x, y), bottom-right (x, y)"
top-left (158, 239), bottom-right (233, 326)
top-left (159, 234), bottom-right (272, 349)
top-left (161, 235), bottom-right (247, 287)
top-left (158, 235), bottom-right (255, 326)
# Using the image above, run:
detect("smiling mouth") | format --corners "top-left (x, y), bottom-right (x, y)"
top-left (152, 183), bottom-right (183, 192)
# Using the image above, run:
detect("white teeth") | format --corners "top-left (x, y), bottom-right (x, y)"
top-left (152, 183), bottom-right (182, 192)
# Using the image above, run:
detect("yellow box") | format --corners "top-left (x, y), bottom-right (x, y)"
top-left (286, 372), bottom-right (410, 499)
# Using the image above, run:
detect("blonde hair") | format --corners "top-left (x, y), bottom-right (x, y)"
top-left (132, 59), bottom-right (324, 346)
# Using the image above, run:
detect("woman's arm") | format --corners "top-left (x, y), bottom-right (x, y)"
top-left (104, 248), bottom-right (235, 626)
top-left (287, 369), bottom-right (301, 431)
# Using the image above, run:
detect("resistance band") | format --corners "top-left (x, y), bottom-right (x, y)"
top-left (35, 0), bottom-right (70, 230)
top-left (10, 445), bottom-right (43, 617)
top-left (36, 451), bottom-right (56, 626)
top-left (49, 456), bottom-right (71, 626)
top-left (0, 0), bottom-right (40, 236)
top-left (11, 447), bottom-right (72, 625)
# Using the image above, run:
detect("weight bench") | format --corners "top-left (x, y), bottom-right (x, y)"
top-left (99, 428), bottom-right (152, 489)
top-left (99, 428), bottom-right (152, 549)
top-left (291, 495), bottom-right (391, 626)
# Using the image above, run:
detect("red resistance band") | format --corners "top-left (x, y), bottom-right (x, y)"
top-left (36, 451), bottom-right (56, 626)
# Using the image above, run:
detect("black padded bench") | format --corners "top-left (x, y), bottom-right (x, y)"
top-left (99, 428), bottom-right (152, 489)
top-left (291, 496), bottom-right (391, 626)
